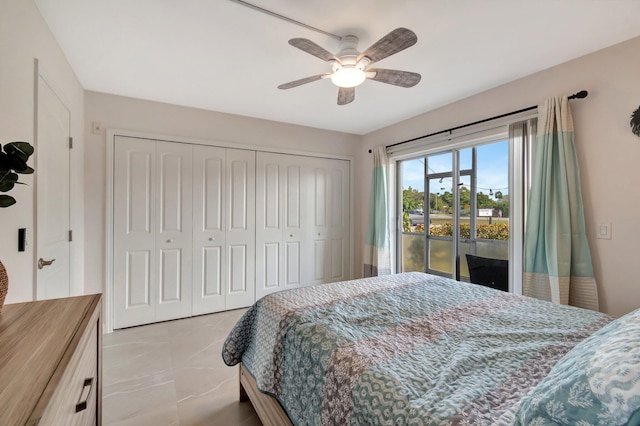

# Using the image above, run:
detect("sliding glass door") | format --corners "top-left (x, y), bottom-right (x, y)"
top-left (399, 139), bottom-right (510, 283)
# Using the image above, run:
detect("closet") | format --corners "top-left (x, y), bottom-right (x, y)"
top-left (111, 135), bottom-right (350, 329)
top-left (113, 136), bottom-right (255, 329)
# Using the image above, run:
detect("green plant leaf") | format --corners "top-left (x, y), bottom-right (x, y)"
top-left (0, 172), bottom-right (19, 192)
top-left (18, 166), bottom-right (35, 175)
top-left (6, 155), bottom-right (28, 172)
top-left (0, 152), bottom-right (10, 172)
top-left (0, 194), bottom-right (16, 207)
top-left (4, 142), bottom-right (34, 161)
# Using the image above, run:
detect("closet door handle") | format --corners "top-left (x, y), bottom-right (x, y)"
top-left (166, 239), bottom-right (173, 243)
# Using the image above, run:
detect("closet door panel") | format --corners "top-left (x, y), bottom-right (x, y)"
top-left (113, 136), bottom-right (157, 329)
top-left (155, 141), bottom-right (192, 322)
top-left (260, 160), bottom-right (280, 296)
top-left (192, 145), bottom-right (226, 314)
top-left (301, 157), bottom-right (351, 284)
top-left (308, 165), bottom-right (330, 284)
top-left (257, 153), bottom-right (306, 298)
top-left (256, 153), bottom-right (283, 299)
top-left (226, 149), bottom-right (255, 309)
top-left (284, 163), bottom-right (304, 287)
top-left (328, 161), bottom-right (350, 282)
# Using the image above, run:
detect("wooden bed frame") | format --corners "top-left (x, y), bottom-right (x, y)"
top-left (239, 364), bottom-right (292, 426)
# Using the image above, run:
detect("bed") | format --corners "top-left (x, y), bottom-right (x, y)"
top-left (222, 272), bottom-right (640, 425)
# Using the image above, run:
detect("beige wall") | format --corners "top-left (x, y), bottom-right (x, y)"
top-left (0, 0), bottom-right (85, 304)
top-left (83, 91), bottom-right (361, 295)
top-left (358, 36), bottom-right (640, 317)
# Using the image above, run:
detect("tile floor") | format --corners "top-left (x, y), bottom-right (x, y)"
top-left (102, 309), bottom-right (262, 426)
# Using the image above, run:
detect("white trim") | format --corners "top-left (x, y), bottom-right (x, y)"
top-left (108, 128), bottom-right (354, 162)
top-left (509, 129), bottom-right (524, 295)
top-left (104, 128), bottom-right (354, 333)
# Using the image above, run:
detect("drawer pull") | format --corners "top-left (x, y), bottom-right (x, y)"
top-left (75, 377), bottom-right (94, 413)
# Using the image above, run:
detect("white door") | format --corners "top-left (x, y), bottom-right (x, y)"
top-left (155, 141), bottom-right (193, 322)
top-left (113, 137), bottom-right (193, 328)
top-left (192, 145), bottom-right (226, 315)
top-left (307, 158), bottom-right (350, 285)
top-left (36, 75), bottom-right (71, 300)
top-left (256, 153), bottom-right (350, 298)
top-left (256, 153), bottom-right (305, 298)
top-left (113, 137), bottom-right (157, 328)
top-left (225, 149), bottom-right (256, 309)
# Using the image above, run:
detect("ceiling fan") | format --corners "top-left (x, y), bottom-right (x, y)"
top-left (278, 27), bottom-right (421, 105)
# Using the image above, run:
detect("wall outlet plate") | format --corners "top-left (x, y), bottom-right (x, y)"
top-left (596, 222), bottom-right (611, 240)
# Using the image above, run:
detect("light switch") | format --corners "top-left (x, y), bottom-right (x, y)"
top-left (596, 222), bottom-right (611, 240)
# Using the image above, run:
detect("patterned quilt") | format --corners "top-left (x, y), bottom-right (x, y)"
top-left (222, 272), bottom-right (612, 425)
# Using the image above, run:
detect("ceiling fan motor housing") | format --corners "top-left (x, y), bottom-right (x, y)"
top-left (336, 35), bottom-right (361, 66)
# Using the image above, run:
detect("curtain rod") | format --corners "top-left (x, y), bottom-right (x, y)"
top-left (368, 90), bottom-right (588, 153)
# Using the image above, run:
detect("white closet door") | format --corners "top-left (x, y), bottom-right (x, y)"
top-left (113, 136), bottom-right (157, 328)
top-left (113, 137), bottom-right (193, 328)
top-left (257, 153), bottom-right (350, 296)
top-left (306, 158), bottom-right (350, 285)
top-left (192, 145), bottom-right (226, 314)
top-left (225, 149), bottom-right (256, 309)
top-left (155, 141), bottom-right (193, 322)
top-left (256, 153), bottom-right (306, 299)
top-left (326, 159), bottom-right (350, 282)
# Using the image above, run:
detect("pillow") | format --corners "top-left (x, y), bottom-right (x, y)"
top-left (515, 308), bottom-right (640, 426)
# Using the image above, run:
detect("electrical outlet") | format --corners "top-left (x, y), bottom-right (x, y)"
top-left (92, 122), bottom-right (103, 134)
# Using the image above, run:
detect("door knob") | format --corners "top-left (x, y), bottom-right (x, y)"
top-left (38, 258), bottom-right (56, 269)
top-left (166, 239), bottom-right (173, 243)
top-left (208, 237), bottom-right (215, 241)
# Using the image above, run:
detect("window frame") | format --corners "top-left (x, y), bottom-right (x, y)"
top-left (391, 125), bottom-right (527, 294)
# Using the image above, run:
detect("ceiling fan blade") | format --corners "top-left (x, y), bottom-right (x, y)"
top-left (278, 74), bottom-right (329, 89)
top-left (368, 69), bottom-right (421, 87)
top-left (289, 38), bottom-right (337, 62)
top-left (337, 87), bottom-right (355, 105)
top-left (358, 28), bottom-right (417, 65)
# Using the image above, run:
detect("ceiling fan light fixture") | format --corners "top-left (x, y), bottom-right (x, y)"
top-left (331, 66), bottom-right (366, 88)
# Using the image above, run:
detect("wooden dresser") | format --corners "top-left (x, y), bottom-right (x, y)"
top-left (0, 294), bottom-right (102, 425)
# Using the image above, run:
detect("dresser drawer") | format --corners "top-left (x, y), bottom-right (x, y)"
top-left (38, 318), bottom-right (99, 426)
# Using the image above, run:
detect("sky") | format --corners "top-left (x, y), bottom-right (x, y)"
top-left (401, 140), bottom-right (509, 198)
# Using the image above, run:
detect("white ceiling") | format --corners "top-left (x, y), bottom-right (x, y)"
top-left (35, 0), bottom-right (640, 135)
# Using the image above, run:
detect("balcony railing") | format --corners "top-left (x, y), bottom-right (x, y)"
top-left (401, 232), bottom-right (508, 278)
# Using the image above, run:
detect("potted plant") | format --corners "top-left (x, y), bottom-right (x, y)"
top-left (0, 141), bottom-right (34, 312)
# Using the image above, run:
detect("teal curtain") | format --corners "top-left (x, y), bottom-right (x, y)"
top-left (364, 146), bottom-right (391, 276)
top-left (523, 96), bottom-right (599, 310)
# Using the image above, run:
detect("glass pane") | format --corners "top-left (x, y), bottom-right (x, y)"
top-left (427, 175), bottom-right (452, 276)
top-left (400, 158), bottom-right (425, 272)
top-left (427, 152), bottom-right (452, 175)
top-left (428, 239), bottom-right (453, 274)
top-left (476, 240), bottom-right (509, 260)
top-left (401, 158), bottom-right (425, 232)
top-left (402, 233), bottom-right (424, 272)
top-left (475, 141), bottom-right (509, 241)
top-left (461, 241), bottom-right (508, 280)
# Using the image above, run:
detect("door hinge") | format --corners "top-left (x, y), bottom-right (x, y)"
top-left (68, 230), bottom-right (73, 242)
top-left (69, 137), bottom-right (73, 149)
